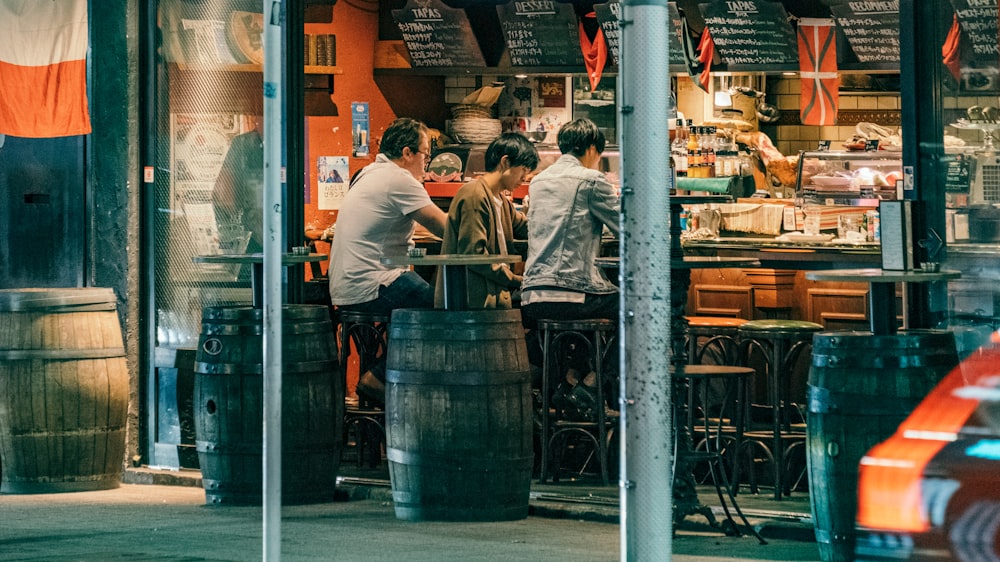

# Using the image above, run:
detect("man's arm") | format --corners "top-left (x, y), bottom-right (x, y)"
top-left (409, 203), bottom-right (447, 237)
top-left (589, 178), bottom-right (621, 237)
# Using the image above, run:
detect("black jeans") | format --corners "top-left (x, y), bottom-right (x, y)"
top-left (521, 293), bottom-right (620, 398)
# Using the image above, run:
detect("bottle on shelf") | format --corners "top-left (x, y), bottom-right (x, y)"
top-left (702, 126), bottom-right (716, 178)
top-left (672, 118), bottom-right (688, 178)
top-left (687, 125), bottom-right (701, 178)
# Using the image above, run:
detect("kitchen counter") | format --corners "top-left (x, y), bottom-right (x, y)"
top-left (684, 237), bottom-right (881, 269)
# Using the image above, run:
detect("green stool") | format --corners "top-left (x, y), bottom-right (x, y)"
top-left (737, 319), bottom-right (823, 500)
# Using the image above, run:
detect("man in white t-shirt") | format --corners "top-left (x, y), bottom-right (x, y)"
top-left (328, 117), bottom-right (446, 403)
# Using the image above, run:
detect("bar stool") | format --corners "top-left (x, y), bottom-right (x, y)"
top-left (675, 364), bottom-right (766, 543)
top-left (537, 318), bottom-right (617, 485)
top-left (337, 310), bottom-right (390, 468)
top-left (684, 316), bottom-right (749, 365)
top-left (737, 319), bottom-right (822, 499)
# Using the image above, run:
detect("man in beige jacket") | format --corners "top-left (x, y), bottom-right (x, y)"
top-left (436, 132), bottom-right (538, 309)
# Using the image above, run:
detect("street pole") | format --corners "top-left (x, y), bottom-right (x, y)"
top-left (262, 1), bottom-right (284, 560)
top-left (619, 1), bottom-right (674, 560)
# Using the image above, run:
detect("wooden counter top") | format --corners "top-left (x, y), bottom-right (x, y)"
top-left (684, 238), bottom-right (881, 269)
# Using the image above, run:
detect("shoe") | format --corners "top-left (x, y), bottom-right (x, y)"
top-left (551, 381), bottom-right (574, 413)
top-left (356, 371), bottom-right (385, 407)
top-left (566, 383), bottom-right (598, 421)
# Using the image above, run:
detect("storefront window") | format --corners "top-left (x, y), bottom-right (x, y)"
top-left (152, 0), bottom-right (267, 347)
top-left (906, 1), bottom-right (1000, 343)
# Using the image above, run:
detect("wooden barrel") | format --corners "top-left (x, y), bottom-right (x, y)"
top-left (385, 308), bottom-right (533, 522)
top-left (0, 288), bottom-right (128, 493)
top-left (194, 305), bottom-right (341, 505)
top-left (807, 330), bottom-right (959, 562)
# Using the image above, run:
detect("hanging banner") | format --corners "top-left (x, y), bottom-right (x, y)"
top-left (0, 0), bottom-right (91, 137)
top-left (798, 18), bottom-right (840, 126)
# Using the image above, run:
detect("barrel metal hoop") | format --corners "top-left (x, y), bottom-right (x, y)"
top-left (386, 447), bottom-right (532, 470)
top-left (200, 320), bottom-right (331, 336)
top-left (389, 327), bottom-right (516, 341)
top-left (0, 347), bottom-right (125, 361)
top-left (194, 359), bottom-right (336, 376)
top-left (385, 369), bottom-right (530, 386)
top-left (808, 384), bottom-right (834, 413)
top-left (812, 353), bottom-right (955, 370)
top-left (0, 290), bottom-right (117, 312)
top-left (808, 384), bottom-right (920, 415)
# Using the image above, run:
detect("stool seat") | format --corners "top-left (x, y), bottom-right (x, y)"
top-left (537, 318), bottom-right (616, 331)
top-left (676, 364), bottom-right (754, 379)
top-left (685, 316), bottom-right (751, 329)
top-left (685, 318), bottom-right (750, 366)
top-left (738, 319), bottom-right (823, 337)
top-left (338, 310), bottom-right (391, 324)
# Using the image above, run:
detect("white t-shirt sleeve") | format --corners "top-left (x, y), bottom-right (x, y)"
top-left (393, 172), bottom-right (434, 216)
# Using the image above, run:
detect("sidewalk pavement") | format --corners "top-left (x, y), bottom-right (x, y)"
top-left (0, 468), bottom-right (822, 561)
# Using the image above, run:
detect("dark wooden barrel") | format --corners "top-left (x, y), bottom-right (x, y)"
top-left (194, 305), bottom-right (341, 505)
top-left (385, 308), bottom-right (533, 522)
top-left (807, 330), bottom-right (959, 562)
top-left (0, 288), bottom-right (128, 493)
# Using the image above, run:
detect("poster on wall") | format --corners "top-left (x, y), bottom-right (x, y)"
top-left (317, 156), bottom-right (349, 210)
top-left (352, 102), bottom-right (370, 157)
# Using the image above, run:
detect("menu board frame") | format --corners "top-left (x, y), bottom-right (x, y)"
top-left (698, 0), bottom-right (799, 70)
top-left (949, 0), bottom-right (1000, 74)
top-left (829, 2), bottom-right (900, 67)
top-left (392, 0), bottom-right (487, 68)
top-left (496, 1), bottom-right (585, 68)
top-left (594, 0), bottom-right (686, 68)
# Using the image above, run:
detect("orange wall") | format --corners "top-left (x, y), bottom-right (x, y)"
top-left (303, 5), bottom-right (397, 271)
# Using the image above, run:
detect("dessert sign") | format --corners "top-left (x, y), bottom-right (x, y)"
top-left (497, 1), bottom-right (584, 67)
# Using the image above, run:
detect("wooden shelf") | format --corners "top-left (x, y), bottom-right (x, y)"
top-left (305, 65), bottom-right (343, 75)
top-left (172, 62), bottom-right (342, 75)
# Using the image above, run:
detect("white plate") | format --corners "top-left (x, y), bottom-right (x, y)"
top-left (810, 176), bottom-right (852, 188)
top-left (779, 233), bottom-right (835, 243)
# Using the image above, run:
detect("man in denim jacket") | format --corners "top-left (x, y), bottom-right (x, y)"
top-left (520, 118), bottom-right (620, 323)
top-left (520, 119), bottom-right (620, 414)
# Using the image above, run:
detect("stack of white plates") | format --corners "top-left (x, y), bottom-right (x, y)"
top-left (448, 118), bottom-right (502, 144)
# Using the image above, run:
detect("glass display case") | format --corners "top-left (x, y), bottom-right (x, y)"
top-left (795, 150), bottom-right (903, 207)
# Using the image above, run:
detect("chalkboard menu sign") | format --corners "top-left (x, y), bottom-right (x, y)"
top-left (497, 2), bottom-right (584, 67)
top-left (392, 0), bottom-right (485, 67)
top-left (699, 0), bottom-right (798, 66)
top-left (829, 3), bottom-right (900, 64)
top-left (594, 1), bottom-right (685, 67)
top-left (949, 0), bottom-right (999, 64)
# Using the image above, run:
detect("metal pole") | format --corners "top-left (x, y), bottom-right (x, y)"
top-left (618, 1), bottom-right (673, 560)
top-left (262, 1), bottom-right (284, 560)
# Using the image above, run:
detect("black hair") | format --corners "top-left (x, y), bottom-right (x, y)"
top-left (557, 118), bottom-right (606, 157)
top-left (484, 132), bottom-right (540, 172)
top-left (379, 117), bottom-right (428, 159)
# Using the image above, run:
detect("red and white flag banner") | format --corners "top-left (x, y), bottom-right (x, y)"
top-left (797, 18), bottom-right (839, 127)
top-left (0, 0), bottom-right (91, 138)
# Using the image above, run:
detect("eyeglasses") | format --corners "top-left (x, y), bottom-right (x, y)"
top-left (415, 149), bottom-right (432, 169)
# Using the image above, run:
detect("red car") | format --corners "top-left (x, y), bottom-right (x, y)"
top-left (855, 335), bottom-right (1000, 560)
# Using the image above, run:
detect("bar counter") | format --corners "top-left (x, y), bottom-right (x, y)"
top-left (684, 237), bottom-right (881, 269)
